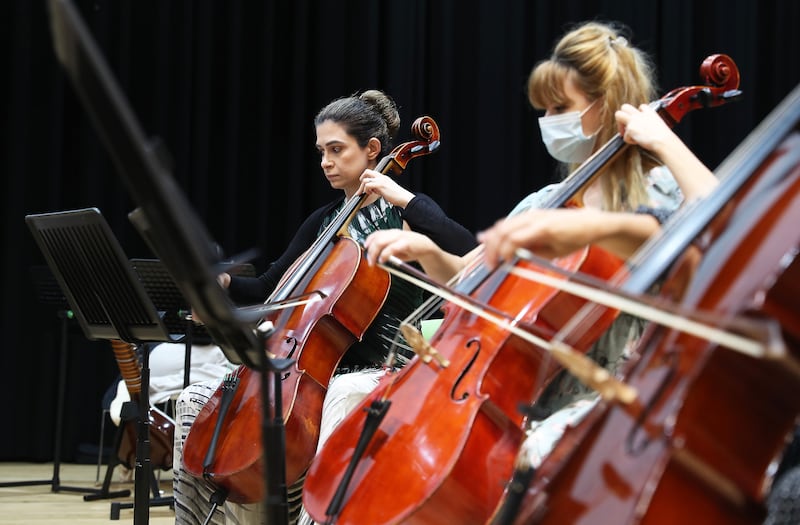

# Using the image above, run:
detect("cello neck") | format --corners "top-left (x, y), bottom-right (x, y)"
top-left (542, 54), bottom-right (742, 210)
top-left (624, 84), bottom-right (800, 296)
top-left (270, 116), bottom-right (443, 304)
top-left (543, 134), bottom-right (628, 208)
top-left (110, 339), bottom-right (142, 398)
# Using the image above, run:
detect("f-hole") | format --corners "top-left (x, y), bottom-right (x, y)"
top-left (281, 337), bottom-right (299, 380)
top-left (451, 338), bottom-right (481, 401)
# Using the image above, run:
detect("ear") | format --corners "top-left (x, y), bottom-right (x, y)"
top-left (366, 137), bottom-right (382, 160)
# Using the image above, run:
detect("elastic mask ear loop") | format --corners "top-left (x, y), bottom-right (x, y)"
top-left (579, 99), bottom-right (596, 117)
top-left (579, 98), bottom-right (601, 138)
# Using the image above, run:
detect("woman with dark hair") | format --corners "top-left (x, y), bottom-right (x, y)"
top-left (173, 89), bottom-right (477, 525)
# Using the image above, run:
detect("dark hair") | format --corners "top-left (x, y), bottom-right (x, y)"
top-left (314, 89), bottom-right (401, 157)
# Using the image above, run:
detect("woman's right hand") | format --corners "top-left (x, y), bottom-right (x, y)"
top-left (192, 272), bottom-right (232, 325)
top-left (364, 229), bottom-right (468, 284)
top-left (364, 229), bottom-right (438, 266)
top-left (615, 103), bottom-right (675, 152)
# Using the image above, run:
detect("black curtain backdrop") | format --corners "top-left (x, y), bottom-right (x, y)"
top-left (2, 0), bottom-right (798, 461)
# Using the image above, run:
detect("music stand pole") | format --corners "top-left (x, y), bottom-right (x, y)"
top-left (134, 348), bottom-right (153, 525)
top-left (255, 323), bottom-right (291, 525)
top-left (50, 309), bottom-right (128, 497)
top-left (105, 343), bottom-right (175, 521)
top-left (0, 308), bottom-right (128, 500)
top-left (52, 310), bottom-right (69, 488)
top-left (182, 313), bottom-right (193, 389)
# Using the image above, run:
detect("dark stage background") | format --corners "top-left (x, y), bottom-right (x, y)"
top-left (2, 0), bottom-right (798, 462)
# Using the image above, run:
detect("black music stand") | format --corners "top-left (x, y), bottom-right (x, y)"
top-left (0, 266), bottom-right (130, 500)
top-left (130, 259), bottom-right (256, 388)
top-left (130, 258), bottom-right (213, 390)
top-left (46, 1), bottom-right (293, 523)
top-left (130, 258), bottom-right (217, 340)
top-left (25, 208), bottom-right (180, 524)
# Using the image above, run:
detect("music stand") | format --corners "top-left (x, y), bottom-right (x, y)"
top-left (131, 258), bottom-right (210, 390)
top-left (130, 258), bottom-right (256, 387)
top-left (46, 1), bottom-right (294, 523)
top-left (25, 207), bottom-right (180, 524)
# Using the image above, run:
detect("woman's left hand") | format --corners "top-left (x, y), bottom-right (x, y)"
top-left (358, 169), bottom-right (415, 208)
top-left (616, 103), bottom-right (719, 201)
top-left (615, 103), bottom-right (674, 153)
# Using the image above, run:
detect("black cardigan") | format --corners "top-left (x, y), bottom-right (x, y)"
top-left (227, 193), bottom-right (476, 304)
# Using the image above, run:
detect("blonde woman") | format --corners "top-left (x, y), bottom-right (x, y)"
top-left (362, 21), bottom-right (718, 464)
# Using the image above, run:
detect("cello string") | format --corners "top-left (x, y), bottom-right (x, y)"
top-left (379, 256), bottom-right (639, 405)
top-left (385, 258), bottom-right (557, 347)
top-left (379, 247), bottom-right (521, 368)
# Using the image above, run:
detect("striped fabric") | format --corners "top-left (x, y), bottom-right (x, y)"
top-left (173, 371), bottom-right (385, 524)
top-left (296, 369), bottom-right (385, 525)
top-left (172, 379), bottom-right (305, 525)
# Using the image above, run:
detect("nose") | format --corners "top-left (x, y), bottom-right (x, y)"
top-left (320, 153), bottom-right (333, 169)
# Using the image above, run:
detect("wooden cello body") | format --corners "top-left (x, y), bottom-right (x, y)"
top-left (304, 248), bottom-right (620, 524)
top-left (184, 237), bottom-right (389, 502)
top-left (302, 55), bottom-right (742, 525)
top-left (503, 84), bottom-right (800, 525)
top-left (182, 117), bottom-right (442, 503)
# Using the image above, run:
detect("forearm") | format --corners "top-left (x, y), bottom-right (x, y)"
top-left (593, 212), bottom-right (660, 260)
top-left (650, 132), bottom-right (718, 202)
top-left (228, 274), bottom-right (274, 304)
top-left (416, 247), bottom-right (472, 284)
top-left (616, 103), bottom-right (718, 202)
top-left (656, 136), bottom-right (718, 202)
top-left (401, 194), bottom-right (478, 256)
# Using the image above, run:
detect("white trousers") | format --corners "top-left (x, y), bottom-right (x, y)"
top-left (172, 369), bottom-right (384, 525)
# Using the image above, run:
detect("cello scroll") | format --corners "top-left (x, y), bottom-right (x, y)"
top-left (549, 54), bottom-right (741, 209)
top-left (655, 54), bottom-right (741, 127)
top-left (377, 116), bottom-right (441, 175)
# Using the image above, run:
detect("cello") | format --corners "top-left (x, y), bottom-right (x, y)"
top-left (182, 116), bottom-right (443, 504)
top-left (109, 339), bottom-right (175, 471)
top-left (302, 55), bottom-right (741, 525)
top-left (502, 83), bottom-right (800, 525)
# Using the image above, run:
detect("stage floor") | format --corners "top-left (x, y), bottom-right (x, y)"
top-left (0, 462), bottom-right (174, 524)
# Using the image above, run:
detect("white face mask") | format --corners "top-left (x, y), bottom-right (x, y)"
top-left (538, 101), bottom-right (599, 163)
